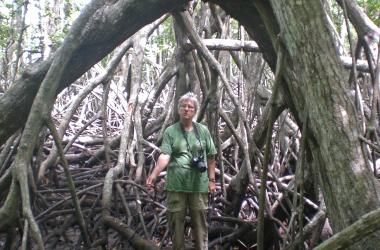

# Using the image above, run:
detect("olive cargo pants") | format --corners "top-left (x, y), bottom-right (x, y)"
top-left (167, 192), bottom-right (208, 250)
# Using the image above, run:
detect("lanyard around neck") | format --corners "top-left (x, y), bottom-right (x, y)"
top-left (180, 122), bottom-right (204, 156)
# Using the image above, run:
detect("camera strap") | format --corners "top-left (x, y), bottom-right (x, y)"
top-left (180, 122), bottom-right (204, 156)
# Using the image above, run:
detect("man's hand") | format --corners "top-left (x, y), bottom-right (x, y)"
top-left (146, 153), bottom-right (170, 189)
top-left (146, 175), bottom-right (156, 189)
top-left (207, 156), bottom-right (216, 193)
top-left (208, 180), bottom-right (216, 193)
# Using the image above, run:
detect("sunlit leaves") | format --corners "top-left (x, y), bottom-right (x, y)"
top-left (358, 0), bottom-right (380, 25)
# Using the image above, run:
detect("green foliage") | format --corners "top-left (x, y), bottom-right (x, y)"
top-left (0, 22), bottom-right (11, 49)
top-left (149, 17), bottom-right (175, 59)
top-left (358, 0), bottom-right (380, 25)
top-left (230, 19), bottom-right (240, 39)
top-left (328, 0), bottom-right (379, 36)
top-left (0, 2), bottom-right (14, 54)
top-left (64, 2), bottom-right (74, 18)
top-left (43, 0), bottom-right (85, 48)
top-left (329, 1), bottom-right (344, 34)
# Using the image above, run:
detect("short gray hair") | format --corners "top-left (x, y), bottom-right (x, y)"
top-left (178, 92), bottom-right (199, 112)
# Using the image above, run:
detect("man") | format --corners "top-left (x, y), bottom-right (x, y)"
top-left (146, 92), bottom-right (217, 250)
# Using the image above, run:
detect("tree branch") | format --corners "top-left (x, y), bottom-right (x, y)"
top-left (314, 208), bottom-right (380, 250)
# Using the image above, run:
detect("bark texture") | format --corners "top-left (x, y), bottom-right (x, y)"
top-left (209, 0), bottom-right (380, 248)
top-left (269, 0), bottom-right (380, 236)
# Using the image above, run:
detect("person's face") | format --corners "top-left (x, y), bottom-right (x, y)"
top-left (178, 99), bottom-right (196, 121)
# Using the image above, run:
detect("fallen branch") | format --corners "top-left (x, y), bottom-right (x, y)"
top-left (183, 39), bottom-right (369, 72)
top-left (103, 215), bottom-right (158, 250)
top-left (314, 208), bottom-right (380, 250)
top-left (46, 117), bottom-right (91, 246)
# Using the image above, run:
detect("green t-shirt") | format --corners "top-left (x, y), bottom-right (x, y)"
top-left (160, 122), bottom-right (217, 193)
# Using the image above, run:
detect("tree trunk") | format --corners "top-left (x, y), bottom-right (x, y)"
top-left (270, 0), bottom-right (380, 232)
top-left (210, 0), bottom-right (380, 248)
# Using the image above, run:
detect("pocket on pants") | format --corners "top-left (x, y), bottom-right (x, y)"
top-left (189, 193), bottom-right (208, 210)
top-left (167, 192), bottom-right (186, 212)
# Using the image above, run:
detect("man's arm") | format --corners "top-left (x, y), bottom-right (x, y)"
top-left (207, 156), bottom-right (216, 193)
top-left (146, 153), bottom-right (170, 188)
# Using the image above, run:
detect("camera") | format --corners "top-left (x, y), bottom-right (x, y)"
top-left (191, 155), bottom-right (207, 172)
